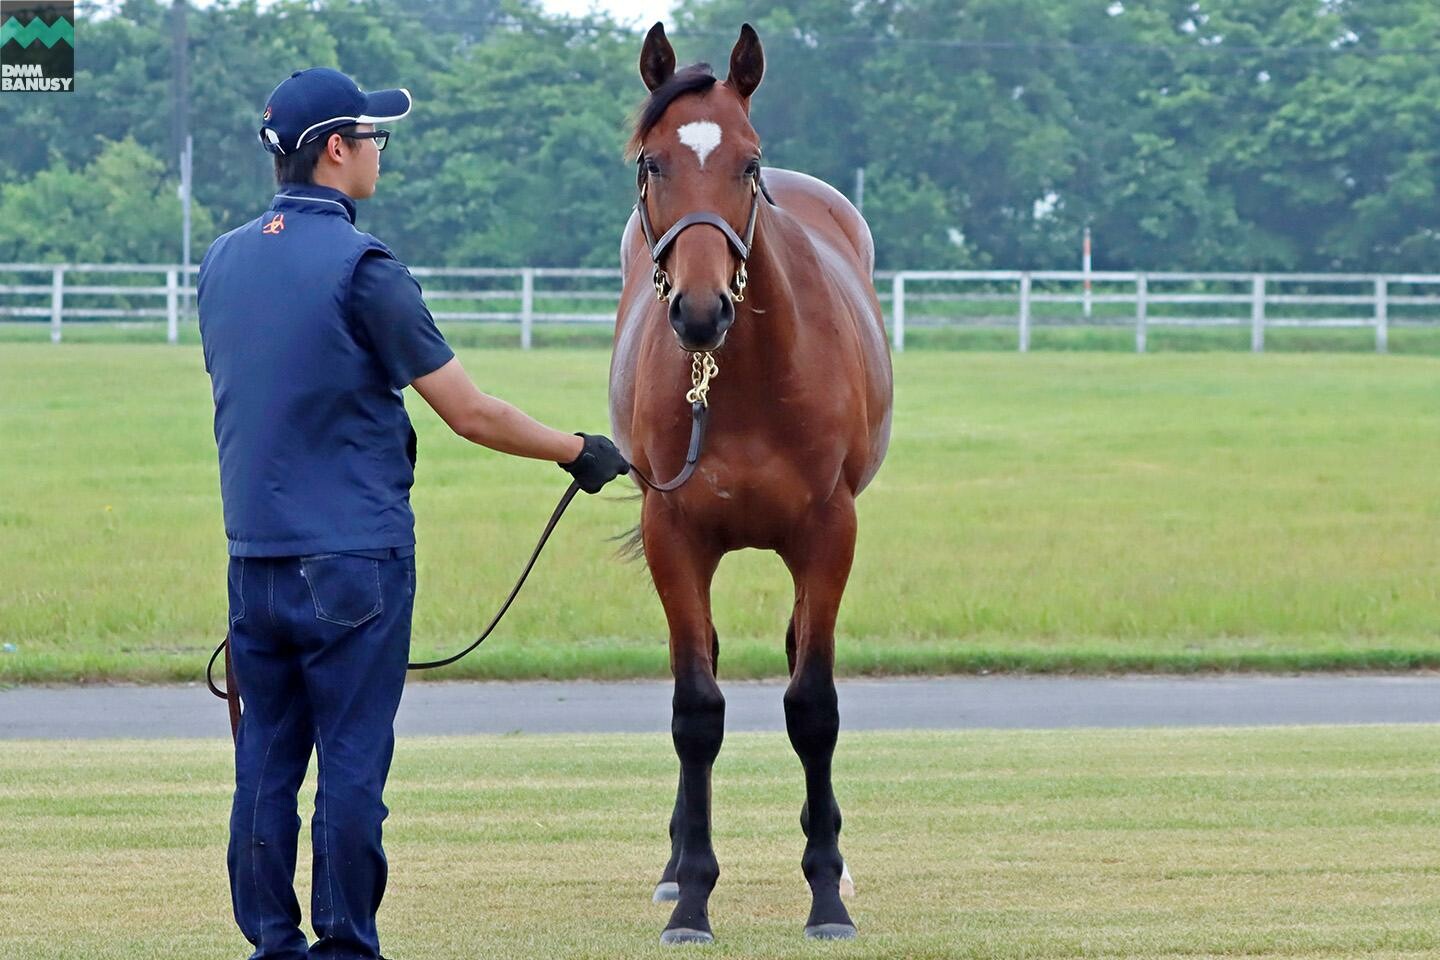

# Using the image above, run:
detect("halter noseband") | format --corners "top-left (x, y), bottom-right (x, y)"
top-left (636, 151), bottom-right (764, 304)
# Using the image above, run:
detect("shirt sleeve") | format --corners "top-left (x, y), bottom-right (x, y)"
top-left (348, 250), bottom-right (456, 390)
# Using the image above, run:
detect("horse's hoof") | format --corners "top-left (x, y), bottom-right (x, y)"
top-left (805, 923), bottom-right (858, 940)
top-left (660, 927), bottom-right (714, 945)
top-left (653, 881), bottom-right (681, 903)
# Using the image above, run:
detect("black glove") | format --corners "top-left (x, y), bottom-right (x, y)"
top-left (560, 433), bottom-right (629, 494)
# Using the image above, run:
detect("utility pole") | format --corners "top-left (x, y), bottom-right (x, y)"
top-left (171, 0), bottom-right (189, 169)
top-left (172, 0), bottom-right (192, 321)
top-left (180, 134), bottom-right (193, 318)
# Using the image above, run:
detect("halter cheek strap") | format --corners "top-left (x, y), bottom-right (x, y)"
top-left (636, 153), bottom-right (764, 303)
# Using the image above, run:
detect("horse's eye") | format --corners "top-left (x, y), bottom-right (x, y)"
top-left (645, 158), bottom-right (662, 176)
top-left (745, 159), bottom-right (760, 178)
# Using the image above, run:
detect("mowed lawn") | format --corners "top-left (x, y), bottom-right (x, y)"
top-left (4, 726), bottom-right (1440, 959)
top-left (0, 344), bottom-right (1437, 682)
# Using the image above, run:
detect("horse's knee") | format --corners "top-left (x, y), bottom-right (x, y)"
top-left (784, 668), bottom-right (838, 757)
top-left (672, 671), bottom-right (725, 763)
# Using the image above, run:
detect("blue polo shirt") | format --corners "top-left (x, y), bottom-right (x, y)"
top-left (198, 184), bottom-right (455, 557)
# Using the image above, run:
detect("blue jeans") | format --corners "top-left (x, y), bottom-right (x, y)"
top-left (225, 550), bottom-right (415, 960)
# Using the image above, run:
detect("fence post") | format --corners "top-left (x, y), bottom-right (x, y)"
top-left (1250, 275), bottom-right (1265, 353)
top-left (166, 268), bottom-right (179, 344)
top-left (1018, 272), bottom-right (1031, 353)
top-left (891, 273), bottom-right (905, 352)
top-left (50, 266), bottom-right (65, 343)
top-left (1135, 273), bottom-right (1148, 354)
top-left (1374, 277), bottom-right (1388, 354)
top-left (520, 268), bottom-right (534, 350)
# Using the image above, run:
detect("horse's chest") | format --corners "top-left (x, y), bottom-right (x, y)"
top-left (681, 445), bottom-right (831, 543)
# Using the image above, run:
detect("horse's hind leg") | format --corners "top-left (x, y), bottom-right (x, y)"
top-left (781, 495), bottom-right (858, 940)
top-left (652, 626), bottom-right (718, 905)
top-left (643, 502), bottom-right (725, 944)
top-left (652, 778), bottom-right (682, 903)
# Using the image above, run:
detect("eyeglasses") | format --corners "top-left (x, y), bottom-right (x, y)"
top-left (343, 129), bottom-right (390, 152)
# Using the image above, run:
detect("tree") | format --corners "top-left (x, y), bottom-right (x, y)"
top-left (0, 138), bottom-right (213, 263)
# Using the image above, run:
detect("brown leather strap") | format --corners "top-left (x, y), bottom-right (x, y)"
top-left (634, 153), bottom-right (766, 272)
top-left (224, 637), bottom-right (241, 742)
top-left (652, 212), bottom-right (749, 264)
top-left (206, 632), bottom-right (241, 743)
top-left (406, 481), bottom-right (582, 670)
top-left (630, 401), bottom-right (708, 493)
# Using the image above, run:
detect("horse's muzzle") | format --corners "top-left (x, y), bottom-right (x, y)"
top-left (669, 291), bottom-right (735, 353)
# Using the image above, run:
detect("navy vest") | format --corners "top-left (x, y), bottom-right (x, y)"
top-left (198, 186), bottom-right (419, 557)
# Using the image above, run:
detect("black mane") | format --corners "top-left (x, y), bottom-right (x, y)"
top-left (628, 63), bottom-right (717, 157)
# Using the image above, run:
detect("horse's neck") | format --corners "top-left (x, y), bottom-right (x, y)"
top-left (730, 209), bottom-right (807, 363)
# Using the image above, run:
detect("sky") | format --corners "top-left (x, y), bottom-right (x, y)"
top-left (540, 0), bottom-right (675, 28)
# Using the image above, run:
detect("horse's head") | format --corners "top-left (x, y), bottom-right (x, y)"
top-left (631, 22), bottom-right (765, 353)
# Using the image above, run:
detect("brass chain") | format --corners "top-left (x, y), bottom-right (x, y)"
top-left (685, 351), bottom-right (719, 406)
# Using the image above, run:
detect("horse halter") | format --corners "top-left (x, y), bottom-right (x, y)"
top-left (635, 151), bottom-right (763, 304)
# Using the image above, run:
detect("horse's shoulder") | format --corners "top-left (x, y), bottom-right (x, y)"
top-left (763, 168), bottom-right (874, 273)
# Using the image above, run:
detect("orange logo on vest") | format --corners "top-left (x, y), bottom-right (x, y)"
top-left (262, 214), bottom-right (285, 235)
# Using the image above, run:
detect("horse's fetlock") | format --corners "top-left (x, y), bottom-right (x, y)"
top-left (801, 845), bottom-right (844, 885)
top-left (679, 851), bottom-right (719, 893)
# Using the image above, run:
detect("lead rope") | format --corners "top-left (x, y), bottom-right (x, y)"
top-left (208, 353), bottom-right (719, 741)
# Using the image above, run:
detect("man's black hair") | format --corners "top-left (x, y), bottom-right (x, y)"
top-left (273, 124), bottom-right (359, 185)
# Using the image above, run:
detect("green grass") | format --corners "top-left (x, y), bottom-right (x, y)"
top-left (1, 346), bottom-right (1438, 683)
top-left (4, 726), bottom-right (1440, 958)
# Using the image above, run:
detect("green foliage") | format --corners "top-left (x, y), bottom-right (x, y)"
top-left (0, 137), bottom-right (214, 263)
top-left (9, 0), bottom-right (1440, 270)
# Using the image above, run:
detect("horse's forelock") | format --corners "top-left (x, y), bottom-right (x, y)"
top-left (628, 63), bottom-right (718, 159)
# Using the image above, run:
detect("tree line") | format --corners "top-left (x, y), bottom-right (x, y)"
top-left (3, 0), bottom-right (1438, 272)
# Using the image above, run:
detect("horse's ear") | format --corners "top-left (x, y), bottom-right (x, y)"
top-left (640, 22), bottom-right (676, 92)
top-left (726, 23), bottom-right (764, 103)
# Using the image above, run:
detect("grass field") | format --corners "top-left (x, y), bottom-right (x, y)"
top-left (4, 725), bottom-right (1440, 958)
top-left (1, 345), bottom-right (1438, 683)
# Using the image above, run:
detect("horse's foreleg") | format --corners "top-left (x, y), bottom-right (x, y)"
top-left (643, 502), bottom-right (724, 944)
top-left (652, 625), bottom-right (719, 905)
top-left (782, 496), bottom-right (858, 940)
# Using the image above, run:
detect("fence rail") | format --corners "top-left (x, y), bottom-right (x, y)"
top-left (3, 264), bottom-right (1438, 352)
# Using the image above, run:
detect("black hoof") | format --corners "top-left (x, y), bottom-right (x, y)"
top-left (660, 927), bottom-right (714, 945)
top-left (804, 923), bottom-right (857, 940)
top-left (653, 881), bottom-right (680, 903)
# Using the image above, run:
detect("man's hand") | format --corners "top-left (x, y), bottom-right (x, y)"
top-left (561, 434), bottom-right (630, 493)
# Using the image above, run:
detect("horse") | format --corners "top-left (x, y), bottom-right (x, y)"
top-left (608, 22), bottom-right (894, 944)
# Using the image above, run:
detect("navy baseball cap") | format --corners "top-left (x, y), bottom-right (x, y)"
top-left (259, 67), bottom-right (411, 155)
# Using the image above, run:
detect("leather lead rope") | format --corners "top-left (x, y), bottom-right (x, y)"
top-left (206, 403), bottom-right (711, 742)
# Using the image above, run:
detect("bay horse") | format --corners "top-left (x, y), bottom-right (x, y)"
top-left (609, 22), bottom-right (893, 944)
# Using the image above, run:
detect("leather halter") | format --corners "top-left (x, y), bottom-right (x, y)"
top-left (635, 152), bottom-right (765, 302)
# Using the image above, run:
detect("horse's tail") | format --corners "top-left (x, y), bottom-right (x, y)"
top-left (607, 488), bottom-right (646, 562)
top-left (610, 523), bottom-right (645, 562)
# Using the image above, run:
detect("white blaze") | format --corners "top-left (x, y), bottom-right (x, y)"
top-left (677, 121), bottom-right (722, 169)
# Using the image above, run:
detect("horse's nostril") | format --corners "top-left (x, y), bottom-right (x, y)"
top-left (716, 294), bottom-right (735, 330)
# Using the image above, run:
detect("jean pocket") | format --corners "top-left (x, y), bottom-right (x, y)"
top-left (299, 554), bottom-right (383, 627)
top-left (227, 558), bottom-right (246, 627)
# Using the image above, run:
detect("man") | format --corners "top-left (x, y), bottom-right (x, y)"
top-left (197, 67), bottom-right (628, 960)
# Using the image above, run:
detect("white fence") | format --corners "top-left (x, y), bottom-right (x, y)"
top-left (4, 264), bottom-right (1438, 352)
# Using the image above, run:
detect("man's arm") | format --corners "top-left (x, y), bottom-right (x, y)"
top-left (412, 356), bottom-right (584, 463)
